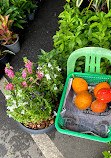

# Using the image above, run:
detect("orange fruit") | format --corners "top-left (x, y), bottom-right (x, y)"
top-left (91, 100), bottom-right (107, 113)
top-left (94, 82), bottom-right (110, 97)
top-left (72, 77), bottom-right (88, 93)
top-left (75, 91), bottom-right (92, 110)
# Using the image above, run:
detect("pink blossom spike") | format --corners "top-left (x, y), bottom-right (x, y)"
top-left (22, 69), bottom-right (26, 79)
top-left (22, 81), bottom-right (28, 87)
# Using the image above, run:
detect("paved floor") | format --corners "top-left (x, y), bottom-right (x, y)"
top-left (0, 0), bottom-right (111, 157)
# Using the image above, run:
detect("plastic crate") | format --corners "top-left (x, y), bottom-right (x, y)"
top-left (55, 72), bottom-right (111, 142)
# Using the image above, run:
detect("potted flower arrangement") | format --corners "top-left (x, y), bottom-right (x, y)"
top-left (4, 57), bottom-right (63, 134)
top-left (0, 14), bottom-right (20, 53)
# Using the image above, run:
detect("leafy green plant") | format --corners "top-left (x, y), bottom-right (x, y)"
top-left (53, 3), bottom-right (111, 75)
top-left (10, 0), bottom-right (37, 14)
top-left (87, 11), bottom-right (111, 48)
top-left (0, 0), bottom-right (37, 29)
top-left (0, 14), bottom-right (18, 45)
top-left (4, 57), bottom-right (63, 125)
top-left (0, 1), bottom-right (26, 29)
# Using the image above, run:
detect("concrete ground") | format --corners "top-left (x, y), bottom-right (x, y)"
top-left (0, 0), bottom-right (111, 157)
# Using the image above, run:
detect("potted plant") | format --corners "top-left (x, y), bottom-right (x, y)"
top-left (4, 57), bottom-right (63, 134)
top-left (0, 14), bottom-right (20, 53)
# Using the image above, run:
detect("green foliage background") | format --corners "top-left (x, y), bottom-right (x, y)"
top-left (52, 2), bottom-right (111, 77)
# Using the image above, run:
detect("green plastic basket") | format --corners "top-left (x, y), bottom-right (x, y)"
top-left (55, 47), bottom-right (111, 142)
top-left (55, 72), bottom-right (111, 142)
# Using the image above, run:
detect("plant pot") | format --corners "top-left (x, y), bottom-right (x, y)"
top-left (4, 36), bottom-right (20, 54)
top-left (16, 121), bottom-right (55, 134)
top-left (0, 52), bottom-right (9, 64)
top-left (0, 63), bottom-right (5, 79)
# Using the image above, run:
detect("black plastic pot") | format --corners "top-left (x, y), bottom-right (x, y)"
top-left (0, 63), bottom-right (5, 79)
top-left (0, 53), bottom-right (9, 64)
top-left (16, 121), bottom-right (55, 134)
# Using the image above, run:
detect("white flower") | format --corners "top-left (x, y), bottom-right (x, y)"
top-left (13, 100), bottom-right (16, 105)
top-left (54, 84), bottom-right (57, 90)
top-left (48, 63), bottom-right (52, 68)
top-left (48, 63), bottom-right (53, 69)
top-left (18, 103), bottom-right (22, 107)
top-left (17, 89), bottom-right (22, 97)
top-left (37, 66), bottom-right (42, 70)
top-left (13, 104), bottom-right (18, 109)
top-left (56, 66), bottom-right (61, 71)
top-left (53, 111), bottom-right (57, 116)
top-left (8, 114), bottom-right (12, 118)
top-left (40, 71), bottom-right (44, 76)
top-left (21, 110), bottom-right (25, 114)
top-left (54, 74), bottom-right (58, 78)
top-left (54, 87), bottom-right (57, 90)
top-left (7, 106), bottom-right (14, 112)
top-left (45, 74), bottom-right (51, 80)
top-left (5, 95), bottom-right (11, 100)
top-left (22, 102), bottom-right (28, 106)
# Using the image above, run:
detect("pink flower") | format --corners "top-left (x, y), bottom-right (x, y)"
top-left (22, 81), bottom-right (28, 87)
top-left (25, 63), bottom-right (29, 68)
top-left (25, 62), bottom-right (33, 74)
top-left (28, 60), bottom-right (32, 66)
top-left (22, 69), bottom-right (26, 79)
top-left (36, 82), bottom-right (39, 85)
top-left (30, 77), bottom-right (33, 82)
top-left (27, 67), bottom-right (32, 74)
top-left (36, 71), bottom-right (43, 80)
top-left (5, 65), bottom-right (15, 79)
top-left (7, 69), bottom-right (15, 79)
top-left (5, 67), bottom-right (9, 73)
top-left (5, 83), bottom-right (14, 90)
top-left (10, 66), bottom-right (13, 70)
top-left (25, 60), bottom-right (32, 68)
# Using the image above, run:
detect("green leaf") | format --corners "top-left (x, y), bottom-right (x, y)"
top-left (102, 150), bottom-right (111, 157)
top-left (60, 43), bottom-right (64, 51)
top-left (104, 11), bottom-right (111, 18)
top-left (13, 23), bottom-right (24, 29)
top-left (3, 0), bottom-right (9, 7)
top-left (76, 37), bottom-right (82, 46)
top-left (88, 16), bottom-right (99, 22)
top-left (90, 22), bottom-right (100, 29)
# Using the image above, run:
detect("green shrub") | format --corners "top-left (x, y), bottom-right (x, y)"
top-left (0, 0), bottom-right (37, 29)
top-left (53, 3), bottom-right (111, 75)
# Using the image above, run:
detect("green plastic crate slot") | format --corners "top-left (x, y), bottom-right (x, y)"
top-left (55, 47), bottom-right (111, 142)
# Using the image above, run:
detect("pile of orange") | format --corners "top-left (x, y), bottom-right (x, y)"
top-left (72, 77), bottom-right (111, 113)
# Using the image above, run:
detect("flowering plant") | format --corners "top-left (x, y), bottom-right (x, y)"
top-left (4, 57), bottom-right (63, 129)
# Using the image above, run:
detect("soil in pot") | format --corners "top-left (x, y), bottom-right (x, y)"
top-left (24, 118), bottom-right (55, 130)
